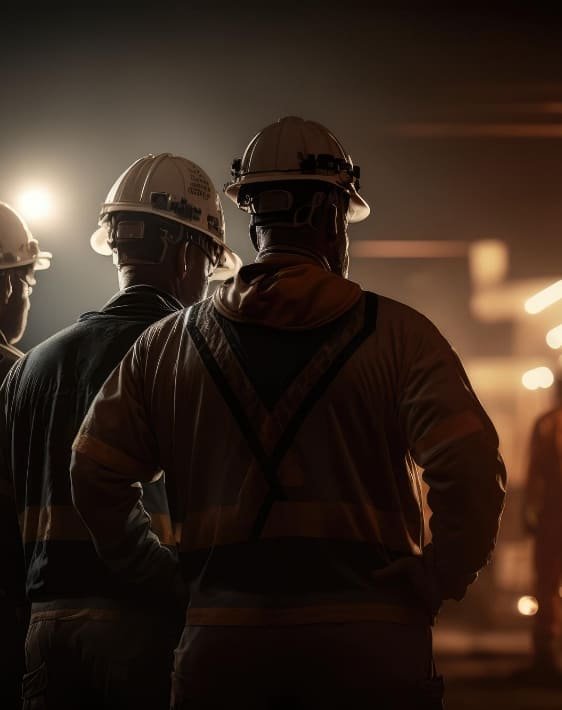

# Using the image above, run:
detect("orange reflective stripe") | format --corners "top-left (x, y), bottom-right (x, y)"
top-left (72, 433), bottom-right (156, 481)
top-left (414, 410), bottom-right (484, 460)
top-left (149, 512), bottom-right (175, 546)
top-left (20, 505), bottom-right (174, 545)
top-left (176, 501), bottom-right (420, 555)
top-left (187, 603), bottom-right (428, 626)
top-left (20, 505), bottom-right (91, 544)
top-left (30, 607), bottom-right (120, 623)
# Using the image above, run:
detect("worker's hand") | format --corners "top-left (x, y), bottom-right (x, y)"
top-left (371, 555), bottom-right (442, 620)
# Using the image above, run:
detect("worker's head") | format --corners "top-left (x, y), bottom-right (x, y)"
top-left (0, 203), bottom-right (51, 344)
top-left (91, 153), bottom-right (241, 306)
top-left (224, 116), bottom-right (370, 277)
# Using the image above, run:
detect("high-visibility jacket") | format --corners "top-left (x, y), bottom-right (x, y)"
top-left (72, 253), bottom-right (506, 626)
top-left (0, 286), bottom-right (182, 604)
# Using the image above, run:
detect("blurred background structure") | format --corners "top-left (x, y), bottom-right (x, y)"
top-left (2, 4), bottom-right (562, 707)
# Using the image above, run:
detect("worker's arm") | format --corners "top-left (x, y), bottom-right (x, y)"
top-left (400, 318), bottom-right (507, 602)
top-left (70, 334), bottom-right (184, 600)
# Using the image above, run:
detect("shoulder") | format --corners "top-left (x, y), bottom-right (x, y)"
top-left (365, 291), bottom-right (446, 343)
top-left (18, 322), bottom-right (84, 371)
top-left (0, 345), bottom-right (21, 383)
top-left (133, 301), bottom-right (208, 355)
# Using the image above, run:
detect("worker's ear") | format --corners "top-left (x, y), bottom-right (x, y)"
top-left (0, 272), bottom-right (13, 304)
top-left (176, 241), bottom-right (190, 280)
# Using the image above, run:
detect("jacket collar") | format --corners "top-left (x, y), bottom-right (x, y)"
top-left (213, 251), bottom-right (362, 330)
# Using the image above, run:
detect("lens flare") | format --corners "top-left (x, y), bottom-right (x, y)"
top-left (546, 325), bottom-right (562, 349)
top-left (522, 367), bottom-right (554, 390)
top-left (525, 280), bottom-right (562, 314)
top-left (517, 596), bottom-right (539, 616)
top-left (17, 189), bottom-right (53, 222)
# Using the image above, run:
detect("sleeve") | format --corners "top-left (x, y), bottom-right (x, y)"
top-left (0, 364), bottom-right (27, 605)
top-left (399, 318), bottom-right (507, 601)
top-left (70, 333), bottom-right (183, 601)
top-left (522, 418), bottom-right (546, 534)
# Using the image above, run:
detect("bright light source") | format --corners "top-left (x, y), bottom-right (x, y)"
top-left (546, 325), bottom-right (562, 350)
top-left (517, 595), bottom-right (539, 616)
top-left (525, 280), bottom-right (562, 314)
top-left (522, 367), bottom-right (555, 390)
top-left (16, 189), bottom-right (53, 222)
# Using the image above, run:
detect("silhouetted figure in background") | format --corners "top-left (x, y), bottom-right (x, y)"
top-left (522, 376), bottom-right (562, 680)
top-left (0, 202), bottom-right (51, 709)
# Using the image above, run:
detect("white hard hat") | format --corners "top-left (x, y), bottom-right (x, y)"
top-left (91, 153), bottom-right (241, 280)
top-left (0, 202), bottom-right (52, 271)
top-left (224, 116), bottom-right (370, 223)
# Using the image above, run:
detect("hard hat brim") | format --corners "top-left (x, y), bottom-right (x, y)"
top-left (224, 173), bottom-right (370, 223)
top-left (90, 226), bottom-right (112, 256)
top-left (34, 252), bottom-right (53, 270)
top-left (209, 248), bottom-right (243, 282)
top-left (92, 203), bottom-right (232, 254)
top-left (0, 251), bottom-right (53, 270)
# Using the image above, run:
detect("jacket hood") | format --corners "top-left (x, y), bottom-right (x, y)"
top-left (213, 251), bottom-right (362, 330)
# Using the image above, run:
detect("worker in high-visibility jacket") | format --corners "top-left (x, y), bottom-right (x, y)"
top-left (523, 379), bottom-right (562, 678)
top-left (0, 154), bottom-right (240, 710)
top-left (0, 202), bottom-right (51, 708)
top-left (71, 117), bottom-right (507, 710)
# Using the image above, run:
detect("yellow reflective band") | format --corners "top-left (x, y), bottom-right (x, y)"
top-left (72, 433), bottom-right (157, 481)
top-left (149, 512), bottom-right (176, 546)
top-left (20, 505), bottom-right (90, 544)
top-left (20, 505), bottom-right (175, 545)
top-left (414, 410), bottom-right (484, 461)
top-left (175, 501), bottom-right (421, 555)
top-left (187, 603), bottom-right (429, 626)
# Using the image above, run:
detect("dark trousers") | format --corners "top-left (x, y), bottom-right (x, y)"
top-left (22, 602), bottom-right (182, 710)
top-left (171, 622), bottom-right (443, 709)
top-left (0, 597), bottom-right (27, 710)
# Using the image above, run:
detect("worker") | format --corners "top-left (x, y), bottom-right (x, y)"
top-left (0, 154), bottom-right (240, 710)
top-left (70, 118), bottom-right (506, 709)
top-left (0, 202), bottom-right (51, 709)
top-left (0, 202), bottom-right (51, 380)
top-left (522, 377), bottom-right (562, 679)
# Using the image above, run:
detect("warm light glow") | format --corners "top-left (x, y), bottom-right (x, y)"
top-left (522, 367), bottom-right (554, 390)
top-left (468, 240), bottom-right (509, 289)
top-left (546, 324), bottom-right (562, 350)
top-left (17, 188), bottom-right (53, 222)
top-left (517, 596), bottom-right (539, 616)
top-left (525, 280), bottom-right (562, 314)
